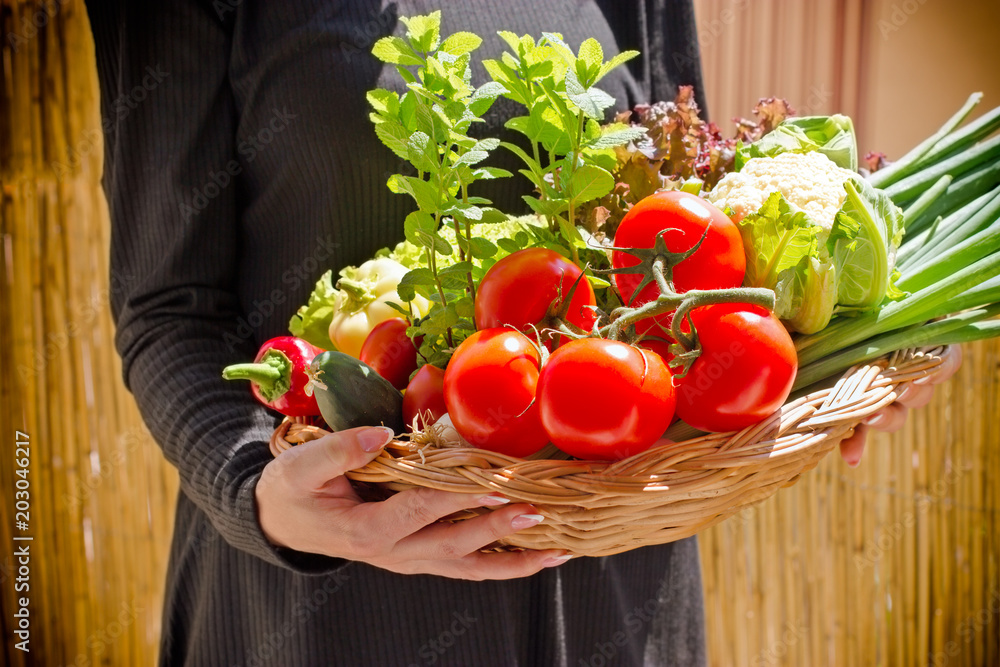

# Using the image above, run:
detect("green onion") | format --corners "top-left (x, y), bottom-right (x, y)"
top-left (793, 304), bottom-right (1000, 391)
top-left (897, 188), bottom-right (998, 265)
top-left (898, 188), bottom-right (1000, 271)
top-left (898, 218), bottom-right (1000, 293)
top-left (903, 161), bottom-right (1000, 236)
top-left (900, 174), bottom-right (952, 231)
top-left (911, 104), bottom-right (1000, 171)
top-left (883, 134), bottom-right (1000, 204)
top-left (868, 92), bottom-right (983, 189)
top-left (929, 318), bottom-right (1000, 346)
top-left (796, 251), bottom-right (1000, 365)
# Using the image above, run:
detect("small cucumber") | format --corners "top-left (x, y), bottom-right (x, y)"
top-left (309, 351), bottom-right (404, 433)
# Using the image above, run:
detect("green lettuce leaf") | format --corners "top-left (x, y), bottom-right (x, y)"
top-left (736, 177), bottom-right (905, 334)
top-left (828, 176), bottom-right (905, 309)
top-left (738, 192), bottom-right (836, 332)
top-left (736, 114), bottom-right (858, 172)
top-left (287, 271), bottom-right (338, 350)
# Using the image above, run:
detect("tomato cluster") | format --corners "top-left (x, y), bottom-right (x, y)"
top-left (359, 190), bottom-right (797, 461)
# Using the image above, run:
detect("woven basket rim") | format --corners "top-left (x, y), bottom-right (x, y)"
top-left (267, 346), bottom-right (947, 556)
top-left (272, 346), bottom-right (946, 474)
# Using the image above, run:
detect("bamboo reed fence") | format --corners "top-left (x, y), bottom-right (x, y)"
top-left (1, 2), bottom-right (178, 665)
top-left (0, 1), bottom-right (996, 665)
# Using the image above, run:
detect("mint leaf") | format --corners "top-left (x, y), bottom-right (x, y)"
top-left (440, 31), bottom-right (482, 55)
top-left (397, 268), bottom-right (436, 302)
top-left (439, 261), bottom-right (474, 289)
top-left (577, 38), bottom-right (602, 72)
top-left (374, 120), bottom-right (410, 160)
top-left (367, 89), bottom-right (400, 115)
top-left (388, 175), bottom-right (440, 211)
top-left (372, 36), bottom-right (423, 66)
top-left (586, 125), bottom-right (647, 149)
top-left (478, 207), bottom-right (509, 224)
top-left (454, 296), bottom-right (475, 319)
top-left (497, 238), bottom-right (521, 254)
top-left (455, 150), bottom-right (489, 166)
top-left (400, 11), bottom-right (441, 53)
top-left (595, 50), bottom-right (639, 83)
top-left (568, 164), bottom-right (614, 202)
top-left (469, 81), bottom-right (507, 116)
top-left (403, 210), bottom-right (437, 246)
top-left (523, 195), bottom-right (568, 218)
top-left (564, 68), bottom-right (614, 120)
top-left (472, 166), bottom-right (512, 180)
top-left (497, 30), bottom-right (521, 53)
top-left (406, 131), bottom-right (438, 173)
top-left (468, 237), bottom-right (498, 259)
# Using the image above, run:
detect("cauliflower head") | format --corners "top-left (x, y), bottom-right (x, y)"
top-left (706, 150), bottom-right (904, 334)
top-left (709, 151), bottom-right (857, 230)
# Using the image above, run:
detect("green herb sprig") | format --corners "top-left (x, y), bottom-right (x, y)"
top-left (368, 13), bottom-right (647, 366)
top-left (484, 32), bottom-right (645, 263)
top-left (369, 12), bottom-right (512, 361)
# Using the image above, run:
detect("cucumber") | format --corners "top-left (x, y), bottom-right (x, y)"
top-left (309, 351), bottom-right (404, 433)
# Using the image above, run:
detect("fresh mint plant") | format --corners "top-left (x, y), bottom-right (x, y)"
top-left (368, 11), bottom-right (511, 362)
top-left (368, 13), bottom-right (649, 365)
top-left (483, 32), bottom-right (646, 262)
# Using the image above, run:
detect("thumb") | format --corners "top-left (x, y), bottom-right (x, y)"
top-left (272, 425), bottom-right (394, 490)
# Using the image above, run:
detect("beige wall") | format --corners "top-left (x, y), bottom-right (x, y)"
top-left (693, 2), bottom-right (1000, 666)
top-left (695, 0), bottom-right (1000, 159)
top-left (860, 0), bottom-right (1000, 157)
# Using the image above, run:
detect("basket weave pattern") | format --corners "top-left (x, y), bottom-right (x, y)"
top-left (270, 347), bottom-right (946, 557)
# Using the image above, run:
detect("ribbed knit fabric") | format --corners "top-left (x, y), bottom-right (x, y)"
top-left (85, 2), bottom-right (708, 665)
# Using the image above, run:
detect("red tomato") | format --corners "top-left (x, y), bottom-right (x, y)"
top-left (537, 338), bottom-right (676, 460)
top-left (674, 303), bottom-right (797, 433)
top-left (637, 336), bottom-right (675, 370)
top-left (402, 365), bottom-right (446, 431)
top-left (443, 329), bottom-right (549, 457)
top-left (475, 248), bottom-right (597, 344)
top-left (612, 190), bottom-right (745, 334)
top-left (359, 318), bottom-right (418, 390)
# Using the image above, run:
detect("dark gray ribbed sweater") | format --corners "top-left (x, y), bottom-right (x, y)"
top-left (85, 2), bottom-right (708, 664)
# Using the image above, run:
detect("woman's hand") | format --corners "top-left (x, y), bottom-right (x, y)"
top-left (254, 426), bottom-right (571, 579)
top-left (839, 345), bottom-right (964, 467)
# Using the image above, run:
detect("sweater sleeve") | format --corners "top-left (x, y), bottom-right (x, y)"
top-left (86, 0), bottom-right (346, 574)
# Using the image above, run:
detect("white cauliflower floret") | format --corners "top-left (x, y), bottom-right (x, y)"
top-left (708, 151), bottom-right (857, 229)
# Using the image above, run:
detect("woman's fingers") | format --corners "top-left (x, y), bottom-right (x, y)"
top-left (839, 402), bottom-right (909, 466)
top-left (446, 549), bottom-right (572, 580)
top-left (915, 344), bottom-right (963, 386)
top-left (896, 382), bottom-right (935, 409)
top-left (265, 426), bottom-right (394, 493)
top-left (391, 503), bottom-right (546, 561)
top-left (393, 548), bottom-right (572, 581)
top-left (839, 424), bottom-right (868, 467)
top-left (362, 487), bottom-right (511, 539)
top-left (864, 403), bottom-right (909, 432)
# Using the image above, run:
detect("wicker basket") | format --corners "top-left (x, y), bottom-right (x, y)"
top-left (270, 347), bottom-right (947, 557)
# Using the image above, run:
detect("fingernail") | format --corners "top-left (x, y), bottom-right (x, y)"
top-left (846, 457), bottom-right (861, 469)
top-left (542, 554), bottom-right (573, 567)
top-left (359, 426), bottom-right (394, 452)
top-left (479, 495), bottom-right (510, 506)
top-left (914, 374), bottom-right (933, 385)
top-left (864, 413), bottom-right (886, 428)
top-left (896, 385), bottom-right (912, 402)
top-left (511, 513), bottom-right (544, 530)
